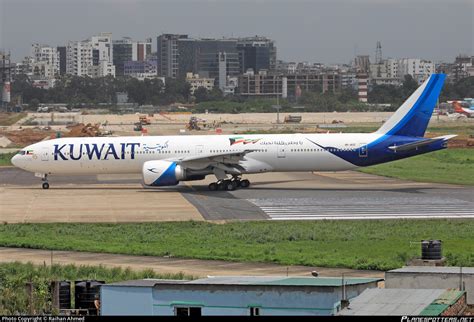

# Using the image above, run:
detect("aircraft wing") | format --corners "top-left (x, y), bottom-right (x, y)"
top-left (388, 135), bottom-right (457, 152)
top-left (167, 149), bottom-right (258, 165)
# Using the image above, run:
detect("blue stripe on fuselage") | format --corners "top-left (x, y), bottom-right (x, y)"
top-left (307, 135), bottom-right (447, 167)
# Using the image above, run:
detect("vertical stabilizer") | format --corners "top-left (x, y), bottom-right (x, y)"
top-left (376, 74), bottom-right (446, 137)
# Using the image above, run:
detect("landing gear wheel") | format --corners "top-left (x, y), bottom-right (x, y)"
top-left (217, 181), bottom-right (226, 191)
top-left (240, 179), bottom-right (250, 188)
top-left (225, 181), bottom-right (236, 191)
top-left (208, 182), bottom-right (218, 191)
top-left (42, 182), bottom-right (50, 189)
top-left (231, 177), bottom-right (241, 188)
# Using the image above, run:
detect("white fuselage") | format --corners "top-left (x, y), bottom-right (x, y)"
top-left (12, 133), bottom-right (379, 176)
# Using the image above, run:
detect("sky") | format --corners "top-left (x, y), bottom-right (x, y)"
top-left (0, 0), bottom-right (473, 64)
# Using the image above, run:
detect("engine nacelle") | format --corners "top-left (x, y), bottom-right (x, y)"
top-left (142, 160), bottom-right (185, 186)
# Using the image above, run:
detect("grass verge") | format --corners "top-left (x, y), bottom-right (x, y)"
top-left (0, 113), bottom-right (27, 126)
top-left (0, 262), bottom-right (192, 314)
top-left (1, 220), bottom-right (473, 271)
top-left (0, 152), bottom-right (15, 166)
top-left (360, 148), bottom-right (474, 185)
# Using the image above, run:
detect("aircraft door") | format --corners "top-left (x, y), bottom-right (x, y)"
top-left (41, 147), bottom-right (49, 161)
top-left (359, 144), bottom-right (368, 158)
top-left (277, 145), bottom-right (286, 158)
top-left (196, 145), bottom-right (204, 154)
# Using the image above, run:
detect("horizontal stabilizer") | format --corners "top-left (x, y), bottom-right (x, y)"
top-left (388, 135), bottom-right (457, 152)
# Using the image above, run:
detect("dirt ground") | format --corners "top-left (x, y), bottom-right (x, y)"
top-left (2, 112), bottom-right (473, 147)
top-left (0, 128), bottom-right (55, 146)
top-left (0, 247), bottom-right (385, 279)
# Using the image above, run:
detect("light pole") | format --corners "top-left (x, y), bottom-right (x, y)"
top-left (272, 104), bottom-right (281, 127)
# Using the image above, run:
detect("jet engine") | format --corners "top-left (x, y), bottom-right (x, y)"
top-left (142, 160), bottom-right (205, 186)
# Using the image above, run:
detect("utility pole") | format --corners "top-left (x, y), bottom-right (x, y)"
top-left (276, 94), bottom-right (280, 124)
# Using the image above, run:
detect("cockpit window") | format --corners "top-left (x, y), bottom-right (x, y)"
top-left (17, 151), bottom-right (26, 155)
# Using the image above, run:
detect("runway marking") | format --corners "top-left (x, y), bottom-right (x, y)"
top-left (248, 200), bottom-right (474, 220)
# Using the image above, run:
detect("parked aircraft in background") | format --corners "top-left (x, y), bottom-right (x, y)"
top-left (453, 101), bottom-right (474, 118)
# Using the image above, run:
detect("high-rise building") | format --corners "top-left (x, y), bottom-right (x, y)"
top-left (91, 32), bottom-right (113, 63)
top-left (157, 34), bottom-right (188, 78)
top-left (90, 32), bottom-right (115, 77)
top-left (66, 33), bottom-right (117, 78)
top-left (57, 46), bottom-right (67, 75)
top-left (157, 34), bottom-right (276, 86)
top-left (218, 52), bottom-right (227, 91)
top-left (113, 37), bottom-right (152, 76)
top-left (192, 38), bottom-right (240, 82)
top-left (397, 58), bottom-right (434, 84)
top-left (236, 36), bottom-right (276, 74)
top-left (158, 34), bottom-right (240, 85)
top-left (66, 40), bottom-right (93, 76)
top-left (31, 44), bottom-right (60, 76)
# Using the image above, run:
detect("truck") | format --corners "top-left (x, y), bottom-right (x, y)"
top-left (284, 115), bottom-right (302, 123)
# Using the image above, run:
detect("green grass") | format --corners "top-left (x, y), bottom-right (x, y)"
top-left (1, 221), bottom-right (474, 271)
top-left (360, 148), bottom-right (474, 185)
top-left (0, 152), bottom-right (16, 166)
top-left (426, 124), bottom-right (474, 136)
top-left (0, 262), bottom-right (193, 314)
top-left (0, 113), bottom-right (27, 126)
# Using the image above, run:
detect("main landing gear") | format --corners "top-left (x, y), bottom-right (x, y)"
top-left (41, 174), bottom-right (49, 189)
top-left (208, 177), bottom-right (250, 191)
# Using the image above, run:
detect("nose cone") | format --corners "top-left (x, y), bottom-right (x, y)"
top-left (11, 154), bottom-right (19, 167)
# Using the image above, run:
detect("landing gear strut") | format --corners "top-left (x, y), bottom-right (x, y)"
top-left (207, 176), bottom-right (250, 191)
top-left (41, 174), bottom-right (49, 189)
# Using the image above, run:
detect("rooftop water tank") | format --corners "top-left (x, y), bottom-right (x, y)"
top-left (421, 240), bottom-right (442, 260)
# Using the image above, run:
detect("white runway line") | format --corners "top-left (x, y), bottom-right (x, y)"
top-left (248, 200), bottom-right (474, 220)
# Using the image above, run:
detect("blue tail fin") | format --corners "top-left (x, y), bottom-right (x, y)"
top-left (376, 74), bottom-right (446, 137)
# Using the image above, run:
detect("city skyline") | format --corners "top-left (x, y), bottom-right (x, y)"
top-left (0, 0), bottom-right (473, 64)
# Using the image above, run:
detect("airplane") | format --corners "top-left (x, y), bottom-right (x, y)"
top-left (11, 73), bottom-right (456, 191)
top-left (453, 101), bottom-right (474, 118)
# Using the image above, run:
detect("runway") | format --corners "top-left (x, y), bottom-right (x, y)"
top-left (1, 167), bottom-right (474, 222)
top-left (251, 200), bottom-right (474, 220)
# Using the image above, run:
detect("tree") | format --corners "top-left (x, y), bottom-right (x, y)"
top-left (368, 84), bottom-right (401, 105)
top-left (452, 76), bottom-right (474, 98)
top-left (209, 87), bottom-right (223, 101)
top-left (193, 87), bottom-right (209, 103)
top-left (401, 74), bottom-right (419, 100)
top-left (29, 98), bottom-right (40, 109)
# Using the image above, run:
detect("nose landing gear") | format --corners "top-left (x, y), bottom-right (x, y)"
top-left (41, 174), bottom-right (49, 189)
